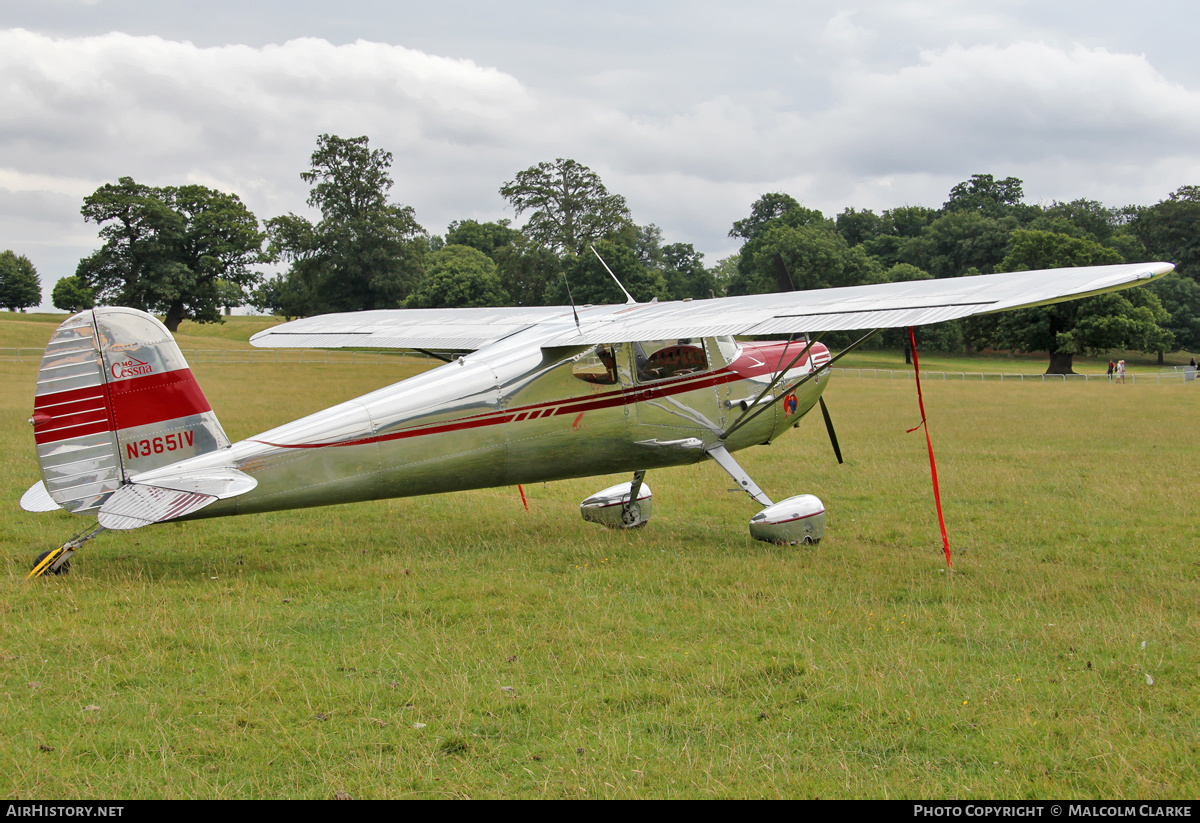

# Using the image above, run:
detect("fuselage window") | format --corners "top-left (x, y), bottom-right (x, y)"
top-left (572, 345), bottom-right (619, 385)
top-left (632, 339), bottom-right (708, 382)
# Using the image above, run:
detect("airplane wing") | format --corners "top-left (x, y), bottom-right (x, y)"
top-left (249, 262), bottom-right (1174, 350)
top-left (249, 306), bottom-right (576, 351)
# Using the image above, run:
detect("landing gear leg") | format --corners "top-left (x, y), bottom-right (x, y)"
top-left (28, 524), bottom-right (106, 579)
top-left (704, 445), bottom-right (773, 506)
top-left (705, 445), bottom-right (826, 545)
top-left (622, 471), bottom-right (648, 528)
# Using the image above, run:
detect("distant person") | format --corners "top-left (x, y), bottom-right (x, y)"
top-left (1107, 360), bottom-right (1115, 382)
top-left (1117, 360), bottom-right (1126, 384)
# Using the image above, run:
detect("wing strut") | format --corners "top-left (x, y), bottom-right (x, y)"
top-left (720, 328), bottom-right (882, 442)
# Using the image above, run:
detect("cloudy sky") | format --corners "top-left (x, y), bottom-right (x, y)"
top-left (2, 0), bottom-right (1197, 307)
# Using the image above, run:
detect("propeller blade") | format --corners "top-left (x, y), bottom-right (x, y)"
top-left (773, 252), bottom-right (796, 292)
top-left (818, 396), bottom-right (844, 464)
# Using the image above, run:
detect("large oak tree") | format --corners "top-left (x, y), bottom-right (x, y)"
top-left (76, 178), bottom-right (263, 331)
top-left (500, 158), bottom-right (632, 255)
top-left (262, 135), bottom-right (427, 316)
top-left (0, 250), bottom-right (41, 311)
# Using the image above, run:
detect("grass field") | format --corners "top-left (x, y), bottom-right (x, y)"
top-left (1, 313), bottom-right (1197, 799)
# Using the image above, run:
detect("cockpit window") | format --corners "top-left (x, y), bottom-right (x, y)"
top-left (632, 339), bottom-right (708, 382)
top-left (572, 345), bottom-right (619, 385)
top-left (715, 335), bottom-right (741, 365)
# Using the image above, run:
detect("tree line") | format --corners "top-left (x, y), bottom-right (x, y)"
top-left (40, 134), bottom-right (1200, 374)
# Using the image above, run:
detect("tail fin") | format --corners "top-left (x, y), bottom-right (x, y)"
top-left (28, 307), bottom-right (230, 515)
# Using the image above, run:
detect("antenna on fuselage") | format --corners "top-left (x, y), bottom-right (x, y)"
top-left (561, 272), bottom-right (582, 332)
top-left (590, 245), bottom-right (637, 305)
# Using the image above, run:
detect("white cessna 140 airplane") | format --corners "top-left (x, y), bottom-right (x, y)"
top-left (20, 261), bottom-right (1173, 576)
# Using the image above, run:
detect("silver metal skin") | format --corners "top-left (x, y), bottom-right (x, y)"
top-left (580, 479), bottom-right (653, 529)
top-left (749, 495), bottom-right (827, 545)
top-left (29, 308), bottom-right (231, 516)
top-left (20, 262), bottom-right (1179, 567)
top-left (121, 325), bottom-right (831, 523)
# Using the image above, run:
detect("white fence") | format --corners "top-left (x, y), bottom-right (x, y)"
top-left (829, 367), bottom-right (1197, 385)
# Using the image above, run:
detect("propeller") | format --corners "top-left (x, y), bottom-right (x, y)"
top-left (773, 252), bottom-right (796, 292)
top-left (818, 396), bottom-right (844, 464)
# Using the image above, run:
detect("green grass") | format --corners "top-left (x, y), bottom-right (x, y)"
top-left (1, 314), bottom-right (1197, 798)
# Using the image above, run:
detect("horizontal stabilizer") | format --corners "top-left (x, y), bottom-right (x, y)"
top-left (98, 484), bottom-right (217, 530)
top-left (20, 481), bottom-right (61, 512)
top-left (97, 467), bottom-right (256, 530)
top-left (126, 466), bottom-right (258, 499)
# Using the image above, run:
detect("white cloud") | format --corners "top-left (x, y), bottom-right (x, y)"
top-left (2, 26), bottom-right (1199, 305)
top-left (820, 42), bottom-right (1200, 172)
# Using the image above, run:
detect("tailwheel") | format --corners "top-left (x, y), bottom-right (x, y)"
top-left (27, 524), bottom-right (106, 580)
top-left (30, 548), bottom-right (72, 577)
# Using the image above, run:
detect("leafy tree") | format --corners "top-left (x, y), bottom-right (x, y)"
top-left (728, 220), bottom-right (883, 296)
top-left (999, 228), bottom-right (1124, 271)
top-left (728, 203), bottom-right (834, 290)
top-left (266, 134), bottom-right (427, 315)
top-left (967, 229), bottom-right (1171, 373)
top-left (406, 245), bottom-right (509, 308)
top-left (250, 274), bottom-right (311, 320)
top-left (1039, 199), bottom-right (1119, 244)
top-left (883, 262), bottom-right (931, 283)
top-left (493, 236), bottom-right (562, 306)
top-left (729, 193), bottom-right (801, 241)
top-left (839, 205), bottom-right (938, 268)
top-left (1133, 186), bottom-right (1200, 281)
top-left (543, 240), bottom-right (666, 305)
top-left (444, 219), bottom-right (520, 260)
top-left (630, 223), bottom-right (665, 269)
top-left (898, 210), bottom-right (1015, 277)
top-left (835, 207), bottom-right (890, 248)
top-left (0, 250), bottom-right (42, 311)
top-left (51, 275), bottom-right (94, 313)
top-left (943, 173), bottom-right (1028, 218)
top-left (215, 279), bottom-right (245, 314)
top-left (500, 159), bottom-right (632, 255)
top-left (1145, 273), bottom-right (1200, 357)
top-left (708, 254), bottom-right (740, 297)
top-left (888, 206), bottom-right (939, 238)
top-left (661, 242), bottom-right (714, 300)
top-left (76, 178), bottom-right (263, 331)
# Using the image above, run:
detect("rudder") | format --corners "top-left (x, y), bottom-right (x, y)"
top-left (30, 307), bottom-right (230, 515)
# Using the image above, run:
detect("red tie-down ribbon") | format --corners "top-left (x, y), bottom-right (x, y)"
top-left (906, 327), bottom-right (952, 568)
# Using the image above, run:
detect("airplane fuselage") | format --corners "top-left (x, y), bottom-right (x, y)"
top-left (131, 333), bottom-right (833, 519)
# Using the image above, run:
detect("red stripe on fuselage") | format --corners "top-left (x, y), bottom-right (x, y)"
top-left (250, 342), bottom-right (831, 451)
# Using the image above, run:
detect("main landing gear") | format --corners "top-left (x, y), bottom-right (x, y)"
top-left (580, 470), bottom-right (653, 529)
top-left (577, 448), bottom-right (827, 545)
top-left (706, 444), bottom-right (826, 545)
top-left (28, 524), bottom-right (105, 579)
